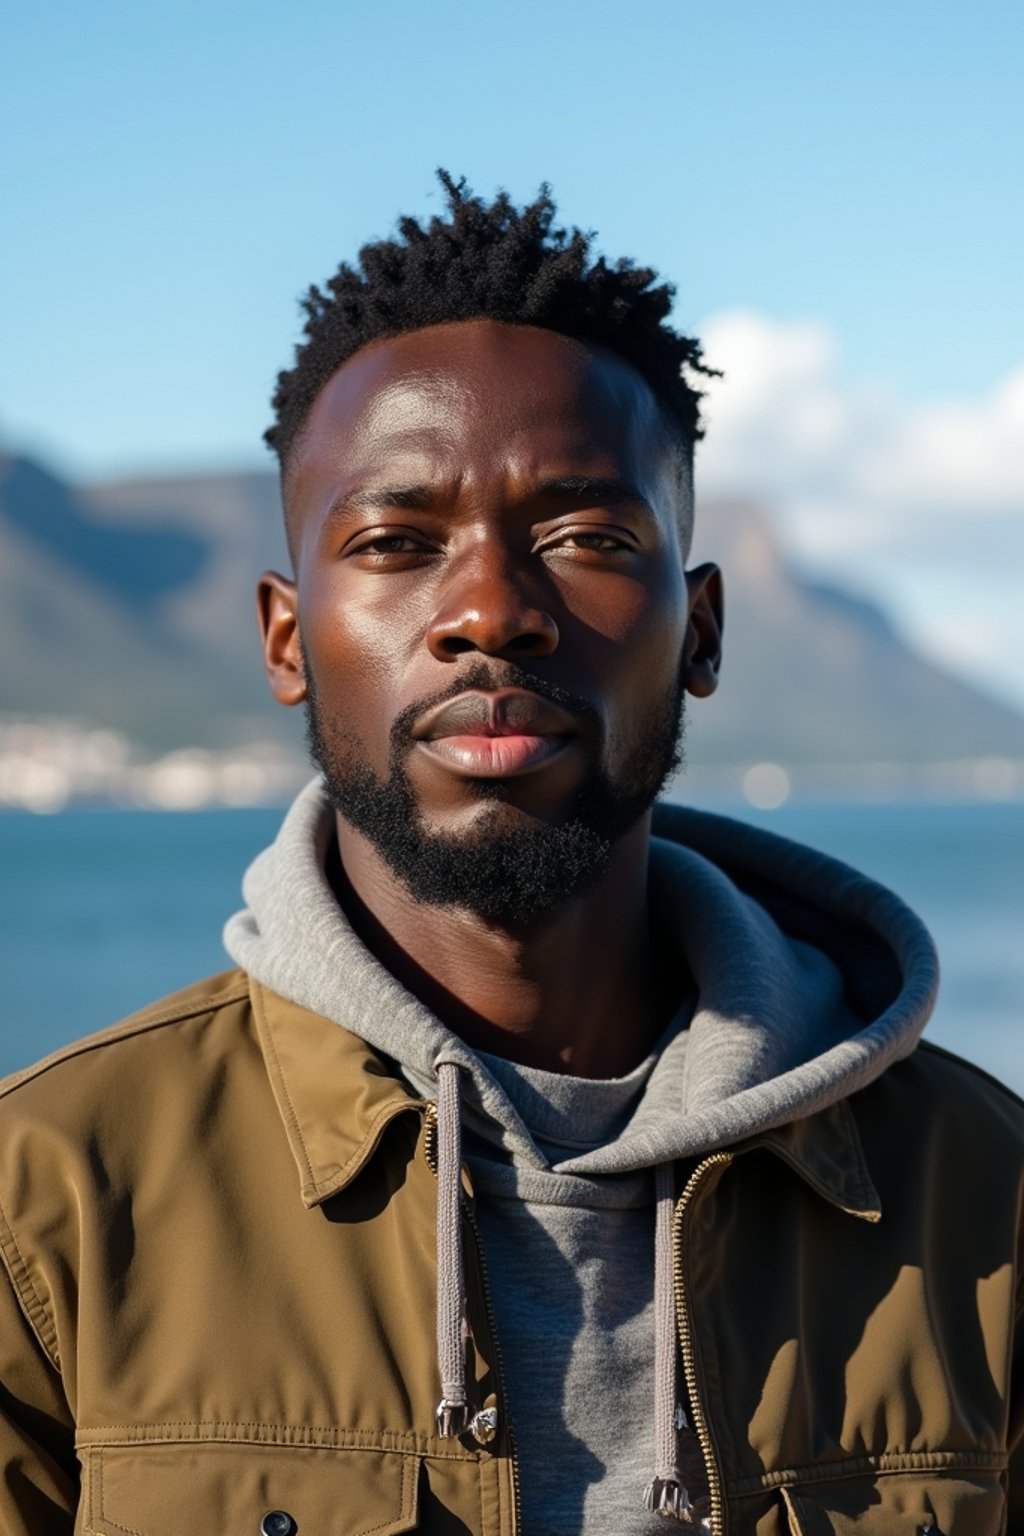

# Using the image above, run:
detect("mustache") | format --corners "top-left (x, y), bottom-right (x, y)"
top-left (390, 663), bottom-right (602, 752)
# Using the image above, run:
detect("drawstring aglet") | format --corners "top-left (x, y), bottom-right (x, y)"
top-left (436, 1399), bottom-right (500, 1445)
top-left (435, 1397), bottom-right (471, 1437)
top-left (643, 1477), bottom-right (693, 1520)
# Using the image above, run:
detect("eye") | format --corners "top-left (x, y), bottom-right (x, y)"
top-left (346, 529), bottom-right (436, 561)
top-left (537, 527), bottom-right (635, 557)
top-left (564, 532), bottom-right (629, 551)
top-left (359, 535), bottom-right (421, 554)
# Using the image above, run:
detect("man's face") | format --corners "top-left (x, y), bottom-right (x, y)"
top-left (260, 319), bottom-right (721, 922)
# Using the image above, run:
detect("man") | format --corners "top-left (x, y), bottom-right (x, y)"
top-left (1, 174), bottom-right (1022, 1536)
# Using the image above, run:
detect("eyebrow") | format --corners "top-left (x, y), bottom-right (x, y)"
top-left (337, 484), bottom-right (439, 514)
top-left (529, 476), bottom-right (654, 515)
top-left (326, 475), bottom-right (655, 524)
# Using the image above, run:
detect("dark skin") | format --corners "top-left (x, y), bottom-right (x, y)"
top-left (258, 319), bottom-right (723, 1078)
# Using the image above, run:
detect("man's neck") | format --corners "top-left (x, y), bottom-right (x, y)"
top-left (331, 813), bottom-right (674, 1079)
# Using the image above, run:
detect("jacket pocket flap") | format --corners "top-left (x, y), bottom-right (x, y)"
top-left (83, 1443), bottom-right (420, 1536)
top-left (781, 1467), bottom-right (1004, 1534)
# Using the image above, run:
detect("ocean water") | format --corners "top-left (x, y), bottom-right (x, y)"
top-left (0, 800), bottom-right (1022, 1091)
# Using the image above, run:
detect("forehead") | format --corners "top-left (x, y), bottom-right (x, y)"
top-left (286, 319), bottom-right (677, 520)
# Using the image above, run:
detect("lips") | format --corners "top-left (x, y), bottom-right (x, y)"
top-left (411, 689), bottom-right (581, 778)
top-left (413, 688), bottom-right (580, 741)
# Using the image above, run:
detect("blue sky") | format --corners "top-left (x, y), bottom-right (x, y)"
top-left (3, 0), bottom-right (1023, 704)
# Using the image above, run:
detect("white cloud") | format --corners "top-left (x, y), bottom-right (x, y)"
top-left (694, 310), bottom-right (1024, 708)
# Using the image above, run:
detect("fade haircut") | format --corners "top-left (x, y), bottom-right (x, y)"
top-left (267, 171), bottom-right (713, 548)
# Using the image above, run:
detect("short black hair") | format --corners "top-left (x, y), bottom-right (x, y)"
top-left (266, 171), bottom-right (713, 475)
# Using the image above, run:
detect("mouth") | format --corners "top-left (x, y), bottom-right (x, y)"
top-left (410, 688), bottom-right (581, 779)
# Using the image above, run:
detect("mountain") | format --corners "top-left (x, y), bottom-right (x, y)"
top-left (3, 450), bottom-right (1024, 771)
top-left (683, 500), bottom-right (1024, 769)
top-left (0, 453), bottom-right (296, 752)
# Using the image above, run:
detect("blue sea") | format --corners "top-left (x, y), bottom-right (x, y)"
top-left (1, 801), bottom-right (1022, 1091)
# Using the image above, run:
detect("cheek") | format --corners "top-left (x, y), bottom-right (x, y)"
top-left (560, 572), bottom-right (655, 644)
top-left (561, 567), bottom-right (688, 705)
top-left (298, 571), bottom-right (424, 752)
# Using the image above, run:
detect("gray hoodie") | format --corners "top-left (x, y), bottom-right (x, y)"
top-left (224, 780), bottom-right (939, 1535)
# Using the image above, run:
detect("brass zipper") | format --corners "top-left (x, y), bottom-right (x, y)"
top-left (422, 1104), bottom-right (522, 1536)
top-left (424, 1100), bottom-right (438, 1171)
top-left (463, 1193), bottom-right (523, 1536)
top-left (673, 1152), bottom-right (734, 1535)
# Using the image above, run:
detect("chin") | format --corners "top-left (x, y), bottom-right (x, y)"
top-left (423, 794), bottom-right (561, 843)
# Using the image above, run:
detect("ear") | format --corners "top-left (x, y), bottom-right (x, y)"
top-left (256, 570), bottom-right (307, 706)
top-left (682, 562), bottom-right (723, 699)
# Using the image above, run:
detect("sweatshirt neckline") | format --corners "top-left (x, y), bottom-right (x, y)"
top-left (475, 1002), bottom-right (693, 1159)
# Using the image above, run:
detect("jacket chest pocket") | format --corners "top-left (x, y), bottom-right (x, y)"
top-left (776, 1467), bottom-right (1005, 1535)
top-left (80, 1444), bottom-right (420, 1536)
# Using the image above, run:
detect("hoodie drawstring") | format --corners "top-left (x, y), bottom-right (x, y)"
top-left (434, 1060), bottom-right (470, 1437)
top-left (644, 1167), bottom-right (693, 1517)
top-left (433, 1064), bottom-right (693, 1520)
top-left (644, 1160), bottom-right (693, 1519)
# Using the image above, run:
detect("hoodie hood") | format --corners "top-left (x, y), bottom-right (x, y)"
top-left (224, 778), bottom-right (939, 1177)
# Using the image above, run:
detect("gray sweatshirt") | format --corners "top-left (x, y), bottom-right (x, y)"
top-left (224, 780), bottom-right (939, 1535)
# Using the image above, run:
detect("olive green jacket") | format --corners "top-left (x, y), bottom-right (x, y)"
top-left (1, 969), bottom-right (1022, 1535)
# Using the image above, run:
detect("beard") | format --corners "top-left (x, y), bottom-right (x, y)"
top-left (305, 657), bottom-right (686, 926)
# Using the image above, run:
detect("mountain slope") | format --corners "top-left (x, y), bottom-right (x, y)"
top-left (0, 455), bottom-right (293, 750)
top-left (685, 501), bottom-right (1024, 766)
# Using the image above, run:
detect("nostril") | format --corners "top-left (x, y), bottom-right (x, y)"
top-left (427, 607), bottom-right (559, 661)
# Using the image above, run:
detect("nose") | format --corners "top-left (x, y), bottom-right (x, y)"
top-left (426, 544), bottom-right (560, 662)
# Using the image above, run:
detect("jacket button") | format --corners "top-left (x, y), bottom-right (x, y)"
top-left (260, 1513), bottom-right (297, 1536)
top-left (469, 1405), bottom-right (499, 1445)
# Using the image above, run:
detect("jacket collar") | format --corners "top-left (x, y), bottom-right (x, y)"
top-left (252, 979), bottom-right (425, 1207)
top-left (253, 977), bottom-right (882, 1221)
top-left (743, 1099), bottom-right (882, 1221)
